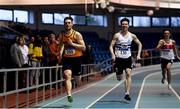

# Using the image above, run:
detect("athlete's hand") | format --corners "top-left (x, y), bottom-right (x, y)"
top-left (159, 40), bottom-right (165, 46)
top-left (156, 40), bottom-right (164, 51)
top-left (111, 54), bottom-right (116, 62)
top-left (136, 55), bottom-right (141, 60)
top-left (67, 38), bottom-right (73, 46)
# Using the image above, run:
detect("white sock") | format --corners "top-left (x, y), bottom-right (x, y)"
top-left (125, 92), bottom-right (129, 95)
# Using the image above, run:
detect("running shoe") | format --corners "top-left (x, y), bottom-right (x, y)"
top-left (168, 84), bottom-right (172, 90)
top-left (124, 94), bottom-right (131, 101)
top-left (67, 96), bottom-right (73, 103)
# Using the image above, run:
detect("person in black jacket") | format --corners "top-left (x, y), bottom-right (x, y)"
top-left (83, 44), bottom-right (93, 64)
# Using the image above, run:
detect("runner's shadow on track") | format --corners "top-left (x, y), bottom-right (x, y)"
top-left (98, 99), bottom-right (130, 104)
top-left (159, 92), bottom-right (172, 97)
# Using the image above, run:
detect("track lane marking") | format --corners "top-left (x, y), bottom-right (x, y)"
top-left (38, 64), bottom-right (179, 108)
top-left (39, 67), bottom-right (154, 109)
top-left (134, 70), bottom-right (180, 109)
top-left (84, 66), bottom-right (161, 109)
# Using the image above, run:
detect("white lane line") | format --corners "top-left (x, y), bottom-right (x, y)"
top-left (38, 73), bottom-right (115, 108)
top-left (39, 66), bottom-right (156, 108)
top-left (85, 68), bottom-right (160, 109)
top-left (171, 86), bottom-right (180, 101)
top-left (85, 79), bottom-right (125, 109)
top-left (171, 73), bottom-right (180, 101)
top-left (38, 65), bottom-right (167, 108)
top-left (134, 70), bottom-right (180, 109)
top-left (134, 72), bottom-right (159, 109)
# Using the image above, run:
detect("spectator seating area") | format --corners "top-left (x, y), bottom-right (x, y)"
top-left (81, 32), bottom-right (111, 64)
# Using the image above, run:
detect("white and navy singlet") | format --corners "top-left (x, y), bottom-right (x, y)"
top-left (114, 32), bottom-right (133, 59)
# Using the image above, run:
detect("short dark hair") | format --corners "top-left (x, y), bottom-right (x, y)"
top-left (120, 18), bottom-right (129, 25)
top-left (162, 28), bottom-right (171, 34)
top-left (162, 28), bottom-right (172, 39)
top-left (64, 16), bottom-right (73, 23)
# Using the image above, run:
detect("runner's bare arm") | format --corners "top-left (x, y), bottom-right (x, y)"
top-left (132, 34), bottom-right (142, 60)
top-left (156, 39), bottom-right (164, 51)
top-left (172, 40), bottom-right (180, 60)
top-left (109, 33), bottom-right (118, 62)
top-left (68, 32), bottom-right (86, 51)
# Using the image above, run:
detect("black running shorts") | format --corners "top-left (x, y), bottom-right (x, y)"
top-left (114, 57), bottom-right (132, 75)
top-left (62, 57), bottom-right (82, 76)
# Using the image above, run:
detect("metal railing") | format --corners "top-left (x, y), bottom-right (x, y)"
top-left (133, 48), bottom-right (180, 67)
top-left (0, 59), bottom-right (113, 108)
top-left (132, 48), bottom-right (160, 67)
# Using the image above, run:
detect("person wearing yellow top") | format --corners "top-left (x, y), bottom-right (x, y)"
top-left (28, 36), bottom-right (35, 63)
top-left (59, 17), bottom-right (86, 103)
top-left (31, 46), bottom-right (43, 62)
top-left (30, 38), bottom-right (43, 86)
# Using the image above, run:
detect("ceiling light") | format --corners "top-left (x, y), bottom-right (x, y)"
top-left (107, 6), bottom-right (115, 13)
top-left (100, 2), bottom-right (107, 9)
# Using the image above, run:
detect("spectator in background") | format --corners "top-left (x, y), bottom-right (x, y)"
top-left (42, 36), bottom-right (51, 66)
top-left (10, 36), bottom-right (24, 68)
top-left (10, 36), bottom-right (24, 90)
top-left (49, 33), bottom-right (59, 66)
top-left (19, 37), bottom-right (29, 67)
top-left (59, 17), bottom-right (86, 103)
top-left (141, 50), bottom-right (150, 66)
top-left (56, 36), bottom-right (63, 65)
top-left (42, 36), bottom-right (51, 84)
top-left (49, 33), bottom-right (60, 87)
top-left (18, 36), bottom-right (29, 88)
top-left (83, 44), bottom-right (93, 64)
top-left (28, 36), bottom-right (35, 62)
top-left (30, 37), bottom-right (43, 86)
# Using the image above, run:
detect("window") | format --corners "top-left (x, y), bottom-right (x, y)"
top-left (0, 9), bottom-right (12, 21)
top-left (133, 16), bottom-right (151, 27)
top-left (29, 11), bottom-right (34, 24)
top-left (171, 17), bottom-right (180, 27)
top-left (14, 10), bottom-right (28, 23)
top-left (71, 15), bottom-right (85, 25)
top-left (42, 13), bottom-right (53, 24)
top-left (54, 13), bottom-right (69, 25)
top-left (118, 17), bottom-right (132, 26)
top-left (87, 15), bottom-right (107, 27)
top-left (152, 17), bottom-right (169, 26)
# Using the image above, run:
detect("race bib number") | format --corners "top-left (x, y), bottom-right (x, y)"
top-left (64, 49), bottom-right (75, 55)
top-left (120, 45), bottom-right (128, 55)
top-left (120, 50), bottom-right (127, 55)
top-left (115, 44), bottom-right (131, 57)
top-left (162, 50), bottom-right (170, 56)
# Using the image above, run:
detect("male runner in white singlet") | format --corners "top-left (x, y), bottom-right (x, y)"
top-left (109, 18), bottom-right (142, 101)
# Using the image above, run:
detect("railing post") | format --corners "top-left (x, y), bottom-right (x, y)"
top-left (26, 70), bottom-right (30, 107)
top-left (50, 68), bottom-right (52, 99)
top-left (42, 68), bottom-right (45, 102)
top-left (15, 71), bottom-right (19, 108)
top-left (60, 67), bottom-right (63, 96)
top-left (3, 72), bottom-right (7, 108)
top-left (55, 66), bottom-right (58, 96)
